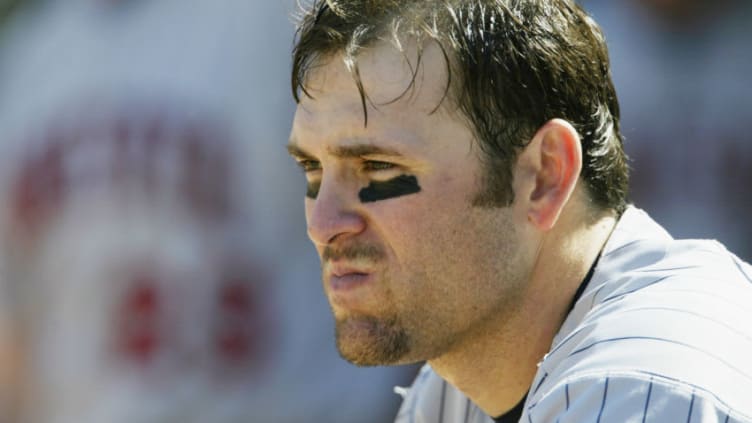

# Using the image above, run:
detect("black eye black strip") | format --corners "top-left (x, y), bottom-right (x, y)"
top-left (306, 181), bottom-right (321, 199)
top-left (359, 174), bottom-right (421, 203)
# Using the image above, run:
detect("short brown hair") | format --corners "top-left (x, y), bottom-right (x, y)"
top-left (292, 0), bottom-right (629, 213)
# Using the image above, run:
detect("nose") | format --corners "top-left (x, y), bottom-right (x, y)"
top-left (305, 177), bottom-right (367, 247)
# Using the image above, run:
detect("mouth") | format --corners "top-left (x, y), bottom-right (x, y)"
top-left (327, 270), bottom-right (376, 312)
top-left (323, 255), bottom-right (384, 312)
top-left (328, 264), bottom-right (373, 292)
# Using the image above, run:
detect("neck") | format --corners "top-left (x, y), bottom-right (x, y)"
top-left (427, 207), bottom-right (618, 417)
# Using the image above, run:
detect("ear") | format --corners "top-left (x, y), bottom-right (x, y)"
top-left (515, 119), bottom-right (582, 231)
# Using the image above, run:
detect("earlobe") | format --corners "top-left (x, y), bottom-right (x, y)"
top-left (524, 119), bottom-right (582, 231)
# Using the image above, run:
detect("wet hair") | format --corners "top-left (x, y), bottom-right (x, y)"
top-left (292, 0), bottom-right (629, 213)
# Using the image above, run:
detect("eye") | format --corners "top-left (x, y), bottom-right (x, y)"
top-left (363, 160), bottom-right (395, 171)
top-left (297, 159), bottom-right (321, 173)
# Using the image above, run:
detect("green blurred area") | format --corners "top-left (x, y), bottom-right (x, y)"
top-left (0, 0), bottom-right (25, 29)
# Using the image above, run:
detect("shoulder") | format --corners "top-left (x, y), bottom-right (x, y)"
top-left (525, 370), bottom-right (752, 422)
top-left (529, 218), bottom-right (752, 420)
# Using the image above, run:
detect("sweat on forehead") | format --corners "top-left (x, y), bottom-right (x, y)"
top-left (300, 40), bottom-right (453, 119)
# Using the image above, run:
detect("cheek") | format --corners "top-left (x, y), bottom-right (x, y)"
top-left (366, 188), bottom-right (431, 225)
top-left (364, 170), bottom-right (479, 264)
top-left (364, 195), bottom-right (429, 259)
top-left (377, 172), bottom-right (468, 220)
top-left (368, 186), bottom-right (466, 261)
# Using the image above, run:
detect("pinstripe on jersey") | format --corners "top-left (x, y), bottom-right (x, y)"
top-left (394, 207), bottom-right (752, 423)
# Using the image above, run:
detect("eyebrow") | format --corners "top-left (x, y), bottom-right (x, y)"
top-left (286, 142), bottom-right (314, 160)
top-left (286, 140), bottom-right (406, 160)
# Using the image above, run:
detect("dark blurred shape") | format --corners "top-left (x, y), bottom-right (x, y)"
top-left (0, 0), bottom-right (25, 26)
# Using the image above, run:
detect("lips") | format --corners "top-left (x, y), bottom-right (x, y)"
top-left (324, 262), bottom-right (378, 313)
top-left (330, 265), bottom-right (363, 278)
top-left (328, 263), bottom-right (373, 291)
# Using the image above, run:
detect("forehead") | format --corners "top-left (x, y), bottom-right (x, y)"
top-left (306, 39), bottom-right (451, 111)
top-left (290, 40), bottom-right (462, 155)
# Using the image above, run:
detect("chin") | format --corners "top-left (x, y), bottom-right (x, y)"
top-left (334, 315), bottom-right (410, 366)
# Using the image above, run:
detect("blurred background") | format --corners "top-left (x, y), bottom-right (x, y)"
top-left (582, 0), bottom-right (752, 260)
top-left (0, 0), bottom-right (749, 422)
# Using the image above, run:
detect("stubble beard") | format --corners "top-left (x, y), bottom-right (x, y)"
top-left (322, 242), bottom-right (411, 366)
top-left (334, 313), bottom-right (410, 366)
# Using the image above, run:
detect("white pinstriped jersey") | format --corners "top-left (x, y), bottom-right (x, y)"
top-left (394, 207), bottom-right (752, 422)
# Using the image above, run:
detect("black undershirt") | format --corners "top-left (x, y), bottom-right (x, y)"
top-left (492, 254), bottom-right (600, 423)
top-left (492, 393), bottom-right (527, 423)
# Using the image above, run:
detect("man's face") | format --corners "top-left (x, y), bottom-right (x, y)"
top-left (288, 41), bottom-right (534, 366)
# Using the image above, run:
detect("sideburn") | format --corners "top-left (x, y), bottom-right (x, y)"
top-left (471, 160), bottom-right (515, 208)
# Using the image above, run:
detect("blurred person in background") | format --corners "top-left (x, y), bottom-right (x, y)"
top-left (0, 1), bottom-right (26, 421)
top-left (581, 0), bottom-right (752, 260)
top-left (0, 0), bottom-right (412, 422)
